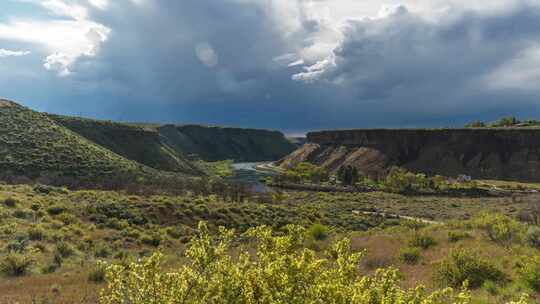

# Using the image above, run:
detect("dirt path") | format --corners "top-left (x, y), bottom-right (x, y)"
top-left (352, 210), bottom-right (443, 225)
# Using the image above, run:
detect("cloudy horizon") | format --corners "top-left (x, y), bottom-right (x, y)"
top-left (1, 0), bottom-right (540, 134)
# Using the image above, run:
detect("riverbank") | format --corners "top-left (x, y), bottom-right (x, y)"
top-left (254, 162), bottom-right (283, 174)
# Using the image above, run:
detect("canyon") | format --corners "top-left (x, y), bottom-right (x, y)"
top-left (279, 128), bottom-right (540, 181)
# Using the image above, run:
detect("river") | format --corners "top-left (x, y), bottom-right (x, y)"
top-left (226, 162), bottom-right (276, 193)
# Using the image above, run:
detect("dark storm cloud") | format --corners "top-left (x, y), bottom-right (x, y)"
top-left (298, 4), bottom-right (540, 127)
top-left (56, 0), bottom-right (330, 128)
top-left (4, 0), bottom-right (540, 132)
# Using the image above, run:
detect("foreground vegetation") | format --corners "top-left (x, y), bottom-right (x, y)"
top-left (101, 222), bottom-right (475, 304)
top-left (0, 182), bottom-right (540, 303)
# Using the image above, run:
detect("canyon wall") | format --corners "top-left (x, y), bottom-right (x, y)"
top-left (279, 129), bottom-right (540, 181)
top-left (160, 125), bottom-right (296, 162)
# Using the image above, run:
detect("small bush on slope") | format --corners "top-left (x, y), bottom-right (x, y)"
top-left (517, 255), bottom-right (540, 292)
top-left (101, 222), bottom-right (477, 304)
top-left (0, 252), bottom-right (34, 277)
top-left (474, 213), bottom-right (524, 246)
top-left (436, 248), bottom-right (505, 289)
top-left (409, 232), bottom-right (437, 249)
top-left (307, 223), bottom-right (329, 240)
top-left (525, 226), bottom-right (540, 249)
top-left (400, 247), bottom-right (421, 265)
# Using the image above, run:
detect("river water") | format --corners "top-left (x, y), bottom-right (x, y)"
top-left (226, 162), bottom-right (275, 193)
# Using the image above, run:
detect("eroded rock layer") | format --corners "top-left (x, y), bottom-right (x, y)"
top-left (279, 129), bottom-right (540, 181)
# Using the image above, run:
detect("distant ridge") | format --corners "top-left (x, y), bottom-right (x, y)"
top-left (51, 116), bottom-right (295, 166)
top-left (159, 124), bottom-right (296, 162)
top-left (279, 128), bottom-right (540, 182)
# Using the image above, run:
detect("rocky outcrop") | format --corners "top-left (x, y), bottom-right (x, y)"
top-left (278, 129), bottom-right (540, 181)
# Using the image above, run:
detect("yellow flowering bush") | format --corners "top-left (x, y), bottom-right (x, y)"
top-left (474, 213), bottom-right (524, 246)
top-left (100, 222), bottom-right (524, 304)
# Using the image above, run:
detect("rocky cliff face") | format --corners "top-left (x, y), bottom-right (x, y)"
top-left (279, 129), bottom-right (540, 181)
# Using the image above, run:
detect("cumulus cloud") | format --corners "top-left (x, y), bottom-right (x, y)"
top-left (88, 0), bottom-right (109, 10)
top-left (0, 0), bottom-right (110, 75)
top-left (0, 49), bottom-right (30, 57)
top-left (294, 2), bottom-right (540, 117)
top-left (486, 46), bottom-right (540, 91)
top-left (3, 0), bottom-right (540, 131)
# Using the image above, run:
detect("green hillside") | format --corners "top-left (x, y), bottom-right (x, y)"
top-left (160, 124), bottom-right (296, 162)
top-left (0, 99), bottom-right (294, 187)
top-left (51, 116), bottom-right (294, 173)
top-left (50, 115), bottom-right (201, 175)
top-left (0, 100), bottom-right (148, 184)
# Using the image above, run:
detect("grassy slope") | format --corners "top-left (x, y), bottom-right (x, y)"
top-left (50, 116), bottom-right (294, 173)
top-left (160, 124), bottom-right (296, 162)
top-left (0, 185), bottom-right (537, 303)
top-left (0, 100), bottom-right (144, 181)
top-left (50, 114), bottom-right (202, 175)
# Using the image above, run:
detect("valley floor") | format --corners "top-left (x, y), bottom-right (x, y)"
top-left (0, 183), bottom-right (539, 303)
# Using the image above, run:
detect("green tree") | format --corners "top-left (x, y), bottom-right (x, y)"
top-left (337, 165), bottom-right (360, 186)
top-left (337, 166), bottom-right (346, 184)
top-left (282, 162), bottom-right (328, 184)
top-left (489, 116), bottom-right (520, 127)
top-left (351, 167), bottom-right (359, 185)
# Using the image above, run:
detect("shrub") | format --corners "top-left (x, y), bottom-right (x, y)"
top-left (483, 280), bottom-right (499, 295)
top-left (53, 252), bottom-right (64, 267)
top-left (399, 247), bottom-right (421, 265)
top-left (94, 244), bottom-right (112, 258)
top-left (448, 231), bottom-right (471, 243)
top-left (88, 261), bottom-right (107, 283)
top-left (55, 241), bottom-right (74, 258)
top-left (165, 226), bottom-right (183, 239)
top-left (0, 253), bottom-right (34, 277)
top-left (436, 249), bottom-right (505, 288)
top-left (47, 205), bottom-right (66, 216)
top-left (58, 213), bottom-right (77, 225)
top-left (141, 234), bottom-right (161, 247)
top-left (6, 236), bottom-right (28, 253)
top-left (41, 262), bottom-right (59, 274)
top-left (282, 162), bottom-right (329, 184)
top-left (525, 226), bottom-right (540, 249)
top-left (307, 223), bottom-right (329, 240)
top-left (3, 197), bottom-right (18, 207)
top-left (409, 233), bottom-right (437, 249)
top-left (516, 255), bottom-right (540, 292)
top-left (28, 226), bottom-right (45, 241)
top-left (475, 214), bottom-right (523, 246)
top-left (12, 209), bottom-right (31, 219)
top-left (385, 167), bottom-right (429, 194)
top-left (100, 222), bottom-right (474, 304)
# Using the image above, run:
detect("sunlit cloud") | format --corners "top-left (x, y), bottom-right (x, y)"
top-left (0, 0), bottom-right (110, 75)
top-left (0, 48), bottom-right (30, 57)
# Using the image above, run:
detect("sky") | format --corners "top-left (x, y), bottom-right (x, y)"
top-left (1, 0), bottom-right (540, 134)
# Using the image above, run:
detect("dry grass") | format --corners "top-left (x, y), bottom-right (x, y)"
top-left (0, 270), bottom-right (101, 304)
